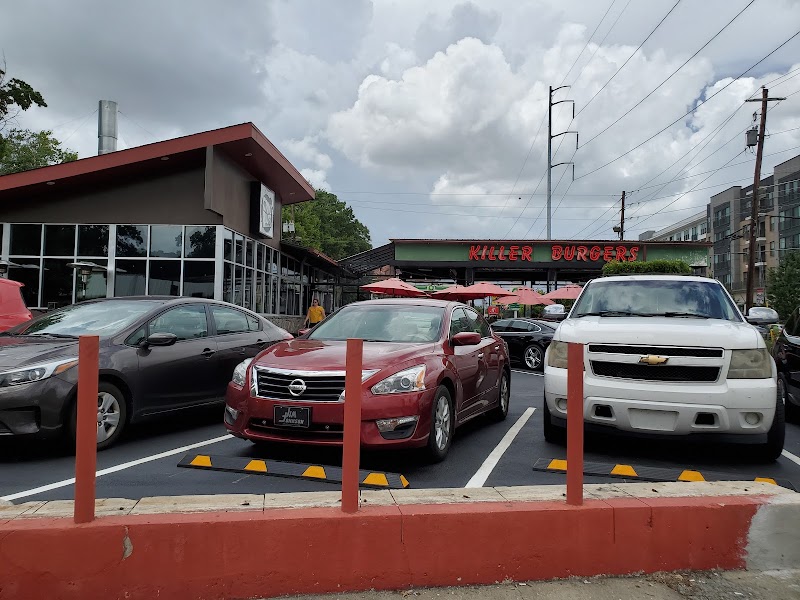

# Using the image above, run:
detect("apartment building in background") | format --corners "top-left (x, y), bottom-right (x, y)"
top-left (639, 153), bottom-right (800, 308)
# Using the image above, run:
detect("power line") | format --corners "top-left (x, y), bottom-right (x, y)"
top-left (118, 110), bottom-right (158, 141)
top-left (61, 110), bottom-right (98, 144)
top-left (576, 0), bottom-right (683, 117)
top-left (576, 30), bottom-right (800, 182)
top-left (579, 0), bottom-right (755, 149)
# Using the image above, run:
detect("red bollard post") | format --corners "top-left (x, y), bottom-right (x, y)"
top-left (341, 338), bottom-right (364, 513)
top-left (74, 335), bottom-right (99, 524)
top-left (566, 342), bottom-right (584, 506)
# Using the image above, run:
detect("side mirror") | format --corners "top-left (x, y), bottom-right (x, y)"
top-left (298, 328), bottom-right (310, 337)
top-left (452, 331), bottom-right (481, 346)
top-left (746, 307), bottom-right (779, 325)
top-left (143, 332), bottom-right (178, 347)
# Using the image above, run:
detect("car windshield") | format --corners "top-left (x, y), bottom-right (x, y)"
top-left (308, 304), bottom-right (445, 343)
top-left (16, 300), bottom-right (162, 337)
top-left (571, 279), bottom-right (741, 321)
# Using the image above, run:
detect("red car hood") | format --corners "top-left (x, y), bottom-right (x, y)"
top-left (254, 338), bottom-right (436, 372)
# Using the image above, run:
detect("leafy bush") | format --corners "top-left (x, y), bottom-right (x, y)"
top-left (602, 259), bottom-right (692, 276)
top-left (766, 251), bottom-right (800, 321)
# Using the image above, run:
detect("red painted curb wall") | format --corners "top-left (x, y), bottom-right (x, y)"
top-left (0, 496), bottom-right (762, 600)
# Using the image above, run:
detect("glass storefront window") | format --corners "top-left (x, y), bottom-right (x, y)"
top-left (223, 229), bottom-right (233, 262)
top-left (255, 272), bottom-right (265, 313)
top-left (75, 258), bottom-right (107, 300)
top-left (44, 225), bottom-right (75, 256)
top-left (148, 260), bottom-right (180, 296)
top-left (185, 226), bottom-right (216, 258)
top-left (234, 234), bottom-right (244, 265)
top-left (183, 261), bottom-right (215, 299)
top-left (234, 265), bottom-right (244, 306)
top-left (150, 225), bottom-right (182, 258)
top-left (42, 258), bottom-right (74, 308)
top-left (8, 259), bottom-right (40, 306)
top-left (223, 262), bottom-right (233, 303)
top-left (10, 224), bottom-right (42, 255)
top-left (115, 259), bottom-right (147, 296)
top-left (245, 268), bottom-right (255, 310)
top-left (117, 225), bottom-right (148, 257)
top-left (246, 240), bottom-right (254, 268)
top-left (256, 244), bottom-right (265, 271)
top-left (78, 225), bottom-right (109, 256)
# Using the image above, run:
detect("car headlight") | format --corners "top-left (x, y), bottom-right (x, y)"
top-left (547, 341), bottom-right (569, 369)
top-left (0, 358), bottom-right (79, 387)
top-left (371, 365), bottom-right (426, 395)
top-left (232, 358), bottom-right (253, 388)
top-left (728, 349), bottom-right (772, 379)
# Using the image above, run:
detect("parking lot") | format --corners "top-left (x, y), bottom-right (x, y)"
top-left (2, 369), bottom-right (800, 503)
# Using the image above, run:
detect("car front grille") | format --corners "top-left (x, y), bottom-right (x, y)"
top-left (254, 369), bottom-right (346, 402)
top-left (590, 361), bottom-right (720, 382)
top-left (248, 419), bottom-right (344, 441)
top-left (588, 344), bottom-right (723, 358)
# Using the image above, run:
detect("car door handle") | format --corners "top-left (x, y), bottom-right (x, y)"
top-left (201, 348), bottom-right (216, 358)
top-left (477, 352), bottom-right (485, 359)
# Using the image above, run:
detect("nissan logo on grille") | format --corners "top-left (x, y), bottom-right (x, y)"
top-left (288, 379), bottom-right (307, 396)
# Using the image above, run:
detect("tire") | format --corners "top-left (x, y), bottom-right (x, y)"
top-left (780, 375), bottom-right (799, 423)
top-left (425, 385), bottom-right (455, 463)
top-left (523, 344), bottom-right (544, 371)
top-left (68, 381), bottom-right (128, 451)
top-left (489, 371), bottom-right (510, 421)
top-left (754, 384), bottom-right (785, 462)
top-left (542, 395), bottom-right (566, 445)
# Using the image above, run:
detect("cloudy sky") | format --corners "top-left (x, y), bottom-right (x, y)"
top-left (3, 0), bottom-right (800, 247)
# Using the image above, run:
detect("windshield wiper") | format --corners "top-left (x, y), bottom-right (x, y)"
top-left (659, 312), bottom-right (713, 319)
top-left (575, 311), bottom-right (653, 318)
top-left (27, 333), bottom-right (78, 339)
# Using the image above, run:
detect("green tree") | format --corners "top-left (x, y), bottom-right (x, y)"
top-left (766, 251), bottom-right (800, 321)
top-left (284, 190), bottom-right (371, 260)
top-left (0, 128), bottom-right (78, 175)
top-left (0, 65), bottom-right (47, 126)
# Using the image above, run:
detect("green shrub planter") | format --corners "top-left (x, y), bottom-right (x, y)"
top-left (602, 259), bottom-right (692, 276)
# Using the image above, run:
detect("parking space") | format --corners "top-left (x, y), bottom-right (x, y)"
top-left (2, 369), bottom-right (800, 503)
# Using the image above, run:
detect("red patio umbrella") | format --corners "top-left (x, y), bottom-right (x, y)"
top-left (543, 284), bottom-right (583, 300)
top-left (456, 281), bottom-right (511, 300)
top-left (360, 277), bottom-right (428, 298)
top-left (430, 285), bottom-right (468, 301)
top-left (495, 287), bottom-right (554, 306)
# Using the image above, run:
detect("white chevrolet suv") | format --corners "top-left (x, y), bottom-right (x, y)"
top-left (543, 274), bottom-right (784, 460)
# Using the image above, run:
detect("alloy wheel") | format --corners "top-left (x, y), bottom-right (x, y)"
top-left (525, 346), bottom-right (542, 369)
top-left (434, 395), bottom-right (451, 450)
top-left (97, 392), bottom-right (121, 444)
top-left (500, 375), bottom-right (510, 413)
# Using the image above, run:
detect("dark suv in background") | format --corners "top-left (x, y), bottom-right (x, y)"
top-left (773, 305), bottom-right (800, 422)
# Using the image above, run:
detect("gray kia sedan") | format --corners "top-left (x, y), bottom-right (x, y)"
top-left (0, 297), bottom-right (292, 449)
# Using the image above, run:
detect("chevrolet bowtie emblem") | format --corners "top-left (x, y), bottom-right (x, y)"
top-left (639, 355), bottom-right (668, 365)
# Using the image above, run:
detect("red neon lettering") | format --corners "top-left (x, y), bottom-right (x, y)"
top-left (481, 246), bottom-right (488, 260)
top-left (616, 246), bottom-right (626, 261)
top-left (551, 245), bottom-right (564, 260)
top-left (577, 246), bottom-right (588, 261)
top-left (488, 246), bottom-right (497, 261)
top-left (589, 246), bottom-right (602, 261)
top-left (497, 245), bottom-right (506, 260)
top-left (521, 246), bottom-right (533, 261)
top-left (629, 247), bottom-right (639, 262)
top-left (564, 246), bottom-right (576, 260)
top-left (469, 246), bottom-right (481, 261)
top-left (509, 245), bottom-right (519, 260)
top-left (603, 246), bottom-right (614, 262)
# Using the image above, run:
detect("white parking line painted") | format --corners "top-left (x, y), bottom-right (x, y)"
top-left (782, 449), bottom-right (800, 467)
top-left (1, 434), bottom-right (234, 502)
top-left (465, 407), bottom-right (536, 488)
top-left (511, 369), bottom-right (543, 376)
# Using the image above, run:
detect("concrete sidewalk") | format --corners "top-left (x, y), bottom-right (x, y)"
top-left (278, 570), bottom-right (800, 600)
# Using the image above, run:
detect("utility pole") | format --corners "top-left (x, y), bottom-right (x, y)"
top-left (744, 87), bottom-right (784, 312)
top-left (547, 86), bottom-right (577, 240)
top-left (613, 191), bottom-right (625, 240)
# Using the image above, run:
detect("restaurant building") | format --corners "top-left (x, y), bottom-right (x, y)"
top-left (343, 239), bottom-right (711, 288)
top-left (0, 122), bottom-right (349, 331)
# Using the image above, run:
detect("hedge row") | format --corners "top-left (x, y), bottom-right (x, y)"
top-left (601, 259), bottom-right (692, 276)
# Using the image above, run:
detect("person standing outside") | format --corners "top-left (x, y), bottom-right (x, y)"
top-left (304, 297), bottom-right (326, 328)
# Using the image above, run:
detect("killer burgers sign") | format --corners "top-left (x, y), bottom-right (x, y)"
top-left (467, 243), bottom-right (640, 263)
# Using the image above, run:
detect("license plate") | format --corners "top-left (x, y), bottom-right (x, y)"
top-left (273, 405), bottom-right (310, 428)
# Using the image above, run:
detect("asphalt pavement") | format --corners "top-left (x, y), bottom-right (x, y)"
top-left (2, 369), bottom-right (800, 503)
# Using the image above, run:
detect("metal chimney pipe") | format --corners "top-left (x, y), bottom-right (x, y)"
top-left (98, 100), bottom-right (118, 155)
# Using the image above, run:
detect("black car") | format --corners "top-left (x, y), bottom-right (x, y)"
top-left (490, 318), bottom-right (556, 370)
top-left (0, 297), bottom-right (292, 449)
top-left (773, 305), bottom-right (800, 422)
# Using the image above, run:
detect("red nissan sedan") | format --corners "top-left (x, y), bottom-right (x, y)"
top-left (224, 299), bottom-right (511, 462)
